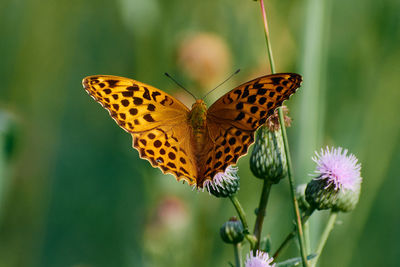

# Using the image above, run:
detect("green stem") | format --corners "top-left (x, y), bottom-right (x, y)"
top-left (259, 0), bottom-right (309, 265)
top-left (278, 111), bottom-right (308, 266)
top-left (273, 207), bottom-right (315, 259)
top-left (259, 0), bottom-right (276, 73)
top-left (229, 195), bottom-right (256, 249)
top-left (278, 111), bottom-right (309, 266)
top-left (311, 211), bottom-right (338, 267)
top-left (273, 230), bottom-right (296, 259)
top-left (303, 215), bottom-right (311, 254)
top-left (252, 180), bottom-right (272, 252)
top-left (233, 243), bottom-right (243, 267)
top-left (229, 195), bottom-right (249, 231)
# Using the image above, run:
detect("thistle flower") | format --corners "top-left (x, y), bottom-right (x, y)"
top-left (306, 147), bottom-right (362, 211)
top-left (204, 165), bottom-right (240, 197)
top-left (245, 250), bottom-right (276, 267)
top-left (220, 217), bottom-right (244, 244)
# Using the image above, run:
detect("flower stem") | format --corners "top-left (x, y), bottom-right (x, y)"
top-left (252, 180), bottom-right (272, 251)
top-left (311, 211), bottom-right (338, 267)
top-left (279, 108), bottom-right (309, 267)
top-left (259, 0), bottom-right (276, 73)
top-left (229, 195), bottom-right (249, 231)
top-left (259, 0), bottom-right (309, 265)
top-left (273, 207), bottom-right (315, 259)
top-left (233, 243), bottom-right (243, 267)
top-left (229, 195), bottom-right (256, 249)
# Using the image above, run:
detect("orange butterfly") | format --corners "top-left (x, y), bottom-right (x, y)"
top-left (82, 73), bottom-right (302, 188)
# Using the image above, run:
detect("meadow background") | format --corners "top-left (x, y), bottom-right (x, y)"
top-left (0, 0), bottom-right (399, 266)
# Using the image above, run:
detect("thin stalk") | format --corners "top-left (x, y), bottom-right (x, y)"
top-left (229, 195), bottom-right (256, 249)
top-left (311, 211), bottom-right (338, 267)
top-left (252, 180), bottom-right (272, 251)
top-left (279, 104), bottom-right (309, 267)
top-left (259, 0), bottom-right (309, 265)
top-left (273, 230), bottom-right (296, 259)
top-left (303, 217), bottom-right (311, 254)
top-left (260, 0), bottom-right (276, 73)
top-left (233, 243), bottom-right (243, 267)
top-left (229, 195), bottom-right (250, 232)
top-left (273, 207), bottom-right (315, 259)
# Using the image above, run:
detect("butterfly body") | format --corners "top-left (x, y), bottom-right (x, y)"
top-left (83, 73), bottom-right (302, 188)
top-left (189, 99), bottom-right (208, 134)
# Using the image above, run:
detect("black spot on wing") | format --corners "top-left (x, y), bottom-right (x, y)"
top-left (152, 91), bottom-right (161, 101)
top-left (122, 91), bottom-right (133, 97)
top-left (143, 87), bottom-right (151, 100)
top-left (270, 77), bottom-right (282, 85)
top-left (107, 80), bottom-right (119, 88)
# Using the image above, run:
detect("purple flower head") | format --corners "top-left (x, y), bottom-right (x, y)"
top-left (312, 146), bottom-right (362, 191)
top-left (203, 165), bottom-right (240, 197)
top-left (245, 250), bottom-right (275, 267)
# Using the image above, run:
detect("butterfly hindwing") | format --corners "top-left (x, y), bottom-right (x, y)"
top-left (197, 123), bottom-right (254, 185)
top-left (132, 124), bottom-right (199, 185)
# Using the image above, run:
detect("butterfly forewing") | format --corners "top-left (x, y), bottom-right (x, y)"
top-left (201, 73), bottom-right (302, 183)
top-left (83, 75), bottom-right (199, 185)
top-left (207, 73), bottom-right (302, 131)
top-left (83, 75), bottom-right (189, 133)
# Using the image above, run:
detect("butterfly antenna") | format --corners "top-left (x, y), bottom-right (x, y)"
top-left (164, 73), bottom-right (197, 100)
top-left (202, 69), bottom-right (241, 100)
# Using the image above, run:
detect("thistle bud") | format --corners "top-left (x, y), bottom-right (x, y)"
top-left (250, 126), bottom-right (287, 183)
top-left (250, 107), bottom-right (291, 183)
top-left (305, 178), bottom-right (337, 210)
top-left (205, 165), bottom-right (240, 198)
top-left (220, 217), bottom-right (244, 244)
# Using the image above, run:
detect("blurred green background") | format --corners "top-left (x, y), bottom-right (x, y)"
top-left (0, 0), bottom-right (399, 266)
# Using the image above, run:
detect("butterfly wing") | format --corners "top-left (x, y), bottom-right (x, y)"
top-left (83, 75), bottom-right (199, 185)
top-left (200, 73), bottom-right (302, 184)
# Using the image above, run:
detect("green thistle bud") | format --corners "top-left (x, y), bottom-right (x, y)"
top-left (220, 217), bottom-right (244, 244)
top-left (305, 178), bottom-right (337, 210)
top-left (250, 126), bottom-right (287, 183)
top-left (206, 166), bottom-right (240, 198)
top-left (250, 107), bottom-right (291, 183)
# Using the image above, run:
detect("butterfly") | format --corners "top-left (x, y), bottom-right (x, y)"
top-left (82, 73), bottom-right (302, 188)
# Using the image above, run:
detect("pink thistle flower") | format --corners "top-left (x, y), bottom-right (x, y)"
top-left (203, 165), bottom-right (240, 197)
top-left (312, 146), bottom-right (362, 191)
top-left (245, 250), bottom-right (276, 267)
